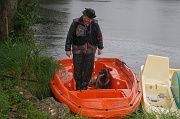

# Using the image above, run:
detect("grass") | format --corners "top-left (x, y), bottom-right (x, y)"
top-left (0, 79), bottom-right (53, 119)
top-left (0, 0), bottom-right (63, 118)
top-left (0, 37), bottom-right (57, 118)
top-left (0, 37), bottom-right (58, 99)
top-left (126, 108), bottom-right (180, 119)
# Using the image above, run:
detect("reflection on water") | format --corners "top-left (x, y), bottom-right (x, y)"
top-left (33, 0), bottom-right (180, 74)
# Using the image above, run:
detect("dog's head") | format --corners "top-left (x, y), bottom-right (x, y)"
top-left (99, 68), bottom-right (109, 79)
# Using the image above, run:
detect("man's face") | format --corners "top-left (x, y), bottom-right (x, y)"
top-left (84, 16), bottom-right (93, 24)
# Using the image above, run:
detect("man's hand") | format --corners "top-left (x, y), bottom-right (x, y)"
top-left (66, 51), bottom-right (72, 57)
top-left (98, 49), bottom-right (102, 55)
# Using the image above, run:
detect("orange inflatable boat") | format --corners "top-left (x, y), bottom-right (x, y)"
top-left (50, 58), bottom-right (142, 118)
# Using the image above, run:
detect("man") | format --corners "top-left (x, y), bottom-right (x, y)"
top-left (65, 8), bottom-right (104, 90)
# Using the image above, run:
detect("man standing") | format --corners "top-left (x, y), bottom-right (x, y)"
top-left (65, 8), bottom-right (104, 90)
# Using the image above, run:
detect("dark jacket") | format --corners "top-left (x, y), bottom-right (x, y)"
top-left (65, 16), bottom-right (103, 51)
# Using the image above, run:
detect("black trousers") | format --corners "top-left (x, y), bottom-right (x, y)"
top-left (73, 53), bottom-right (95, 89)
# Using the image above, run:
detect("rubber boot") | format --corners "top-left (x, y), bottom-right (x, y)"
top-left (76, 81), bottom-right (82, 90)
top-left (82, 82), bottom-right (89, 90)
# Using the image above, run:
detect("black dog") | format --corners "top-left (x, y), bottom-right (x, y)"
top-left (88, 68), bottom-right (110, 89)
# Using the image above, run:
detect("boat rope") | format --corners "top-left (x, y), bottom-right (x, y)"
top-left (53, 83), bottom-right (140, 111)
top-left (95, 57), bottom-right (130, 69)
top-left (115, 61), bottom-right (134, 86)
top-left (130, 92), bottom-right (141, 106)
top-left (0, 74), bottom-right (43, 83)
top-left (61, 92), bottom-right (131, 110)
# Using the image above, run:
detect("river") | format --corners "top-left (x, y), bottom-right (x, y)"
top-left (33, 0), bottom-right (180, 75)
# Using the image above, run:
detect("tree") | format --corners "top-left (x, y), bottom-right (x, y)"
top-left (0, 0), bottom-right (18, 39)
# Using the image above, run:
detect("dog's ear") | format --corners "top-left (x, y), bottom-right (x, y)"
top-left (106, 68), bottom-right (109, 73)
top-left (99, 68), bottom-right (104, 74)
top-left (107, 68), bottom-right (112, 73)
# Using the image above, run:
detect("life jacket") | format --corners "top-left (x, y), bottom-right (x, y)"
top-left (72, 16), bottom-right (99, 46)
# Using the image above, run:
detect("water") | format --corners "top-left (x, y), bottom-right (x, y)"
top-left (34, 0), bottom-right (180, 75)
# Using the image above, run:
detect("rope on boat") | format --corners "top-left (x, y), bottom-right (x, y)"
top-left (130, 92), bottom-right (141, 106)
top-left (53, 83), bottom-right (141, 111)
top-left (95, 57), bottom-right (130, 68)
top-left (0, 74), bottom-right (43, 83)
